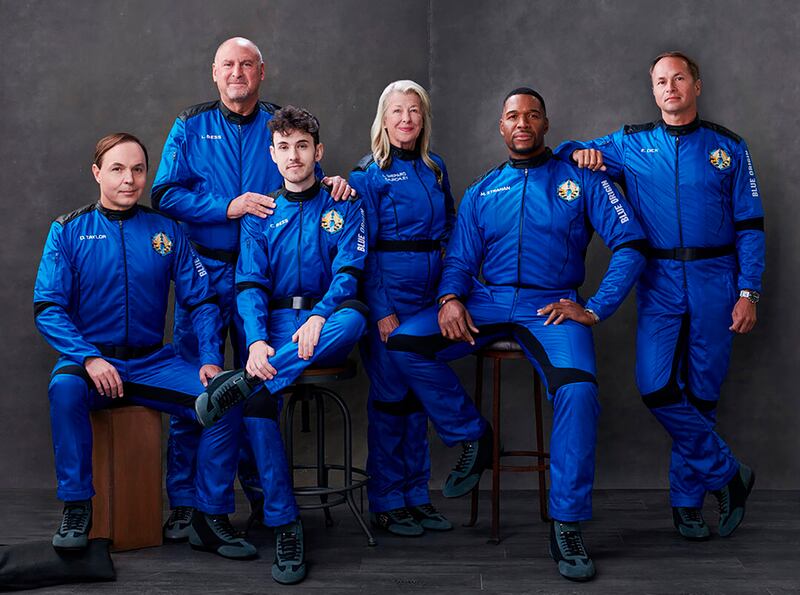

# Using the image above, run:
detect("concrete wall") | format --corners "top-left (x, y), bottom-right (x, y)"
top-left (0, 0), bottom-right (796, 492)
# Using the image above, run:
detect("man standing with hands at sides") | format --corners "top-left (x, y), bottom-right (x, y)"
top-left (151, 37), bottom-right (353, 540)
top-left (556, 52), bottom-right (765, 541)
top-left (387, 88), bottom-right (648, 581)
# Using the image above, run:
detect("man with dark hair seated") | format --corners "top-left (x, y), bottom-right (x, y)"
top-left (385, 88), bottom-right (648, 582)
top-left (197, 106), bottom-right (368, 585)
top-left (33, 133), bottom-right (248, 558)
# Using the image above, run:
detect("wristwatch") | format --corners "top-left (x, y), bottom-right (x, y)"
top-left (739, 289), bottom-right (760, 304)
top-left (584, 308), bottom-right (600, 324)
top-left (438, 295), bottom-right (459, 309)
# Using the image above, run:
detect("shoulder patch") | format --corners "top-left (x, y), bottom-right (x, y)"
top-left (700, 120), bottom-right (743, 143)
top-left (55, 203), bottom-right (97, 226)
top-left (623, 121), bottom-right (658, 135)
top-left (259, 101), bottom-right (281, 115)
top-left (468, 162), bottom-right (507, 190)
top-left (353, 152), bottom-right (376, 172)
top-left (178, 100), bottom-right (219, 122)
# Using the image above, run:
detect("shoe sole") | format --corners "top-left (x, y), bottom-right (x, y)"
top-left (163, 534), bottom-right (190, 543)
top-left (272, 565), bottom-right (307, 585)
top-left (549, 536), bottom-right (596, 582)
top-left (675, 526), bottom-right (711, 541)
top-left (370, 520), bottom-right (424, 537)
top-left (189, 542), bottom-right (258, 560)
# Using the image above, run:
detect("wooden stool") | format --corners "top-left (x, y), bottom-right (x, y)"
top-left (283, 360), bottom-right (376, 546)
top-left (89, 406), bottom-right (163, 551)
top-left (466, 339), bottom-right (550, 543)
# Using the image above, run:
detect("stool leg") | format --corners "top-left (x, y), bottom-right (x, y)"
top-left (315, 391), bottom-right (334, 528)
top-left (321, 387), bottom-right (376, 547)
top-left (533, 372), bottom-right (549, 522)
top-left (283, 394), bottom-right (299, 488)
top-left (490, 357), bottom-right (502, 545)
top-left (466, 354), bottom-right (484, 528)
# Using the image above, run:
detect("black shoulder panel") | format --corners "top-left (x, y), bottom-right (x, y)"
top-left (259, 101), bottom-right (281, 114)
top-left (468, 162), bottom-right (506, 189)
top-left (623, 121), bottom-right (658, 135)
top-left (700, 120), bottom-right (742, 143)
top-left (55, 203), bottom-right (96, 226)
top-left (178, 100), bottom-right (219, 122)
top-left (267, 188), bottom-right (283, 199)
top-left (353, 153), bottom-right (375, 172)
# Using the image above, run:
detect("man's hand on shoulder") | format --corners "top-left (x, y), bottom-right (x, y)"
top-left (438, 295), bottom-right (479, 345)
top-left (246, 340), bottom-right (278, 380)
top-left (292, 315), bottom-right (326, 360)
top-left (323, 176), bottom-right (356, 201)
top-left (572, 149), bottom-right (607, 172)
top-left (538, 298), bottom-right (598, 326)
top-left (84, 357), bottom-right (124, 398)
top-left (227, 192), bottom-right (276, 219)
top-left (199, 364), bottom-right (223, 386)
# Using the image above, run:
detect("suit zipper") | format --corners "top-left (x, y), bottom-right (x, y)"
top-left (118, 220), bottom-right (130, 344)
top-left (674, 137), bottom-right (687, 288)
top-left (517, 169), bottom-right (529, 288)
top-left (298, 201), bottom-right (304, 293)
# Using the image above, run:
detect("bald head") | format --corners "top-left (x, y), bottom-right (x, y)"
top-left (214, 37), bottom-right (263, 65)
top-left (212, 37), bottom-right (265, 115)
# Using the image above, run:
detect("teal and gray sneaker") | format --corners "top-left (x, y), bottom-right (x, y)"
top-left (163, 506), bottom-right (194, 542)
top-left (272, 518), bottom-right (306, 585)
top-left (442, 425), bottom-right (493, 498)
top-left (189, 511), bottom-right (257, 560)
top-left (195, 369), bottom-right (260, 428)
top-left (549, 520), bottom-right (596, 582)
top-left (52, 500), bottom-right (92, 550)
top-left (370, 507), bottom-right (424, 536)
top-left (672, 507), bottom-right (710, 541)
top-left (713, 463), bottom-right (755, 537)
top-left (409, 504), bottom-right (453, 531)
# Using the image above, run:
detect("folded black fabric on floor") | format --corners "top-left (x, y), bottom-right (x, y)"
top-left (0, 539), bottom-right (115, 591)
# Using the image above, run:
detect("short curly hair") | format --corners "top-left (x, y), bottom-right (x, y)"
top-left (268, 105), bottom-right (320, 145)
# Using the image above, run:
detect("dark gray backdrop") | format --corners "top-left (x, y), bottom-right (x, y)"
top-left (0, 0), bottom-right (796, 492)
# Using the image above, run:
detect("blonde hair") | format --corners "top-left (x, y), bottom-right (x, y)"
top-left (370, 80), bottom-right (442, 184)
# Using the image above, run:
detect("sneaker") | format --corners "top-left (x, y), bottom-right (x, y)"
top-left (672, 507), bottom-right (710, 541)
top-left (195, 369), bottom-right (260, 428)
top-left (189, 511), bottom-right (257, 559)
top-left (163, 506), bottom-right (194, 542)
top-left (713, 464), bottom-right (756, 537)
top-left (409, 504), bottom-right (453, 531)
top-left (442, 425), bottom-right (493, 498)
top-left (549, 520), bottom-right (596, 582)
top-left (52, 500), bottom-right (92, 550)
top-left (370, 507), bottom-right (424, 536)
top-left (272, 518), bottom-right (306, 585)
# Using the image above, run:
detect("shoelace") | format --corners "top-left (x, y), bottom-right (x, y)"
top-left (60, 506), bottom-right (90, 532)
top-left (559, 529), bottom-right (587, 558)
top-left (276, 527), bottom-right (301, 562)
top-left (214, 380), bottom-right (246, 412)
top-left (170, 506), bottom-right (194, 525)
top-left (453, 442), bottom-right (476, 473)
top-left (680, 508), bottom-right (704, 523)
top-left (716, 488), bottom-right (730, 513)
top-left (388, 508), bottom-right (415, 522)
top-left (209, 516), bottom-right (238, 541)
top-left (416, 504), bottom-right (440, 517)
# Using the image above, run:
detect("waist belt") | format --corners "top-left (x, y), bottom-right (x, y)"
top-left (374, 239), bottom-right (442, 252)
top-left (191, 241), bottom-right (239, 265)
top-left (93, 343), bottom-right (162, 360)
top-left (649, 244), bottom-right (735, 261)
top-left (269, 296), bottom-right (319, 311)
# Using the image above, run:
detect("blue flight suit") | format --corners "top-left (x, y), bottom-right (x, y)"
top-left (387, 150), bottom-right (647, 521)
top-left (236, 180), bottom-right (368, 526)
top-left (349, 146), bottom-right (455, 513)
top-left (33, 202), bottom-right (241, 513)
top-left (556, 118), bottom-right (765, 506)
top-left (152, 100), bottom-right (323, 507)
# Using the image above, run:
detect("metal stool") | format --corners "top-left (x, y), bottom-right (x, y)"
top-left (283, 359), bottom-right (376, 546)
top-left (466, 339), bottom-right (550, 543)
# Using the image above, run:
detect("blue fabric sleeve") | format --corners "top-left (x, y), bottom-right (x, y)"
top-left (236, 215), bottom-right (273, 347)
top-left (731, 140), bottom-right (765, 292)
top-left (437, 185), bottom-right (483, 299)
top-left (33, 222), bottom-right (102, 362)
top-left (554, 128), bottom-right (626, 184)
top-left (582, 170), bottom-right (647, 320)
top-left (151, 118), bottom-right (232, 224)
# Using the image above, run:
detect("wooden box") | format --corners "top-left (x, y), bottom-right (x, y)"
top-left (88, 406), bottom-right (163, 551)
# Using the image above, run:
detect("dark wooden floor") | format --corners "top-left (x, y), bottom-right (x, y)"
top-left (1, 488), bottom-right (798, 594)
